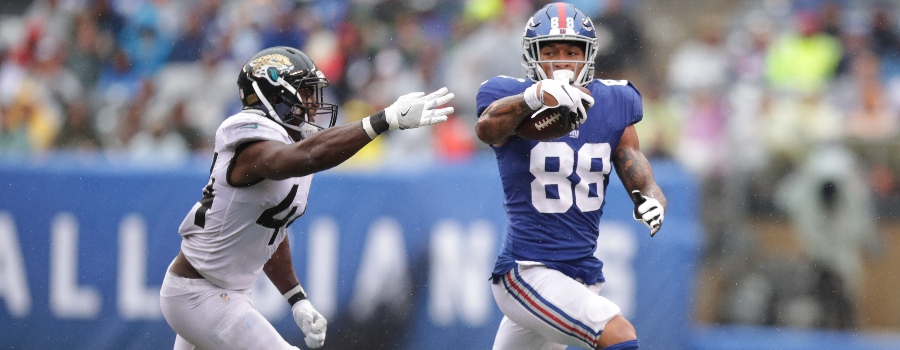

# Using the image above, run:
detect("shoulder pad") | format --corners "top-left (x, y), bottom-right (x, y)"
top-left (218, 110), bottom-right (290, 150)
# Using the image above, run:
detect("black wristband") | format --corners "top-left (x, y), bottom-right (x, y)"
top-left (287, 290), bottom-right (307, 307)
top-left (370, 110), bottom-right (389, 135)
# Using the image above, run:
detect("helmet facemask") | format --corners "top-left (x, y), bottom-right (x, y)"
top-left (524, 36), bottom-right (597, 86)
top-left (522, 3), bottom-right (599, 86)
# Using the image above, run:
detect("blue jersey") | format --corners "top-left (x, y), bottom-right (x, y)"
top-left (476, 76), bottom-right (643, 285)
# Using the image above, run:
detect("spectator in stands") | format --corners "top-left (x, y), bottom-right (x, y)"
top-left (636, 84), bottom-right (680, 159)
top-left (0, 104), bottom-right (31, 155)
top-left (31, 36), bottom-right (82, 127)
top-left (1, 81), bottom-right (57, 152)
top-left (330, 21), bottom-right (367, 104)
top-left (54, 100), bottom-right (100, 150)
top-left (870, 4), bottom-right (900, 60)
top-left (89, 0), bottom-right (124, 39)
top-left (128, 120), bottom-right (189, 164)
top-left (96, 47), bottom-right (140, 103)
top-left (445, 0), bottom-right (526, 122)
top-left (668, 18), bottom-right (729, 179)
top-left (845, 51), bottom-right (899, 141)
top-left (260, 5), bottom-right (307, 50)
top-left (592, 0), bottom-right (645, 80)
top-left (118, 5), bottom-right (173, 78)
top-left (765, 10), bottom-right (842, 94)
top-left (167, 6), bottom-right (206, 63)
top-left (111, 79), bottom-right (153, 150)
top-left (25, 0), bottom-right (76, 43)
top-left (169, 99), bottom-right (208, 152)
top-left (67, 13), bottom-right (103, 89)
top-left (668, 17), bottom-right (730, 96)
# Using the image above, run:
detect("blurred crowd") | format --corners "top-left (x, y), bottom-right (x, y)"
top-left (1, 0), bottom-right (898, 330)
top-left (0, 0), bottom-right (497, 165)
top-left (658, 0), bottom-right (896, 331)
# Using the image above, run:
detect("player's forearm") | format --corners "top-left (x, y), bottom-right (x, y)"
top-left (263, 237), bottom-right (302, 294)
top-left (613, 146), bottom-right (667, 209)
top-left (284, 122), bottom-right (374, 177)
top-left (476, 95), bottom-right (534, 145)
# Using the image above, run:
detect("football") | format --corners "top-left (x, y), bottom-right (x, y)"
top-left (516, 85), bottom-right (591, 141)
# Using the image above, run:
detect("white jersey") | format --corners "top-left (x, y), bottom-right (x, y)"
top-left (178, 109), bottom-right (312, 290)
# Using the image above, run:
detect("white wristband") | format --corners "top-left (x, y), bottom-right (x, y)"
top-left (283, 284), bottom-right (307, 302)
top-left (523, 84), bottom-right (543, 110)
top-left (361, 117), bottom-right (378, 139)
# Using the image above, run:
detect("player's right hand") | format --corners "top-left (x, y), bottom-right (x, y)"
top-left (291, 299), bottom-right (327, 348)
top-left (383, 87), bottom-right (455, 130)
top-left (527, 80), bottom-right (593, 124)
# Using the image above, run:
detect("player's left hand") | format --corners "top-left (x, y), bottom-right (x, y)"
top-left (631, 190), bottom-right (664, 236)
top-left (383, 87), bottom-right (455, 130)
top-left (291, 299), bottom-right (327, 348)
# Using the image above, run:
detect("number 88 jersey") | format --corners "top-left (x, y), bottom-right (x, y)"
top-left (177, 109), bottom-right (313, 291)
top-left (475, 76), bottom-right (643, 285)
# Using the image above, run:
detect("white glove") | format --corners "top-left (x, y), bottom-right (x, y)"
top-left (383, 87), bottom-right (455, 130)
top-left (291, 299), bottom-right (327, 348)
top-left (571, 87), bottom-right (594, 125)
top-left (524, 79), bottom-right (593, 125)
top-left (631, 190), bottom-right (664, 237)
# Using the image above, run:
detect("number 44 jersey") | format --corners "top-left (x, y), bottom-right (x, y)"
top-left (476, 76), bottom-right (643, 286)
top-left (177, 109), bottom-right (312, 291)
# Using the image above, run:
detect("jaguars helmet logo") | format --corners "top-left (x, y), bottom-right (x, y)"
top-left (248, 54), bottom-right (294, 82)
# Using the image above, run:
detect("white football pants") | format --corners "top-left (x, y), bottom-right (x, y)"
top-left (491, 264), bottom-right (621, 350)
top-left (160, 271), bottom-right (298, 350)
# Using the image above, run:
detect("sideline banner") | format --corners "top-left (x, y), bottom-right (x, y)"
top-left (0, 156), bottom-right (701, 349)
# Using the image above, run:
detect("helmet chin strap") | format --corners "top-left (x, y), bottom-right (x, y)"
top-left (251, 80), bottom-right (323, 140)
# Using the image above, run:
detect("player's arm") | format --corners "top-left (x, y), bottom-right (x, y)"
top-left (476, 80), bottom-right (591, 146)
top-left (232, 122), bottom-right (372, 183)
top-left (232, 88), bottom-right (454, 184)
top-left (476, 94), bottom-right (535, 146)
top-left (613, 125), bottom-right (666, 203)
top-left (613, 125), bottom-right (667, 235)
top-left (264, 237), bottom-right (327, 348)
top-left (263, 235), bottom-right (303, 298)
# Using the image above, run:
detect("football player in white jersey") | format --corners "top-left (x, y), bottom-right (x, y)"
top-left (159, 46), bottom-right (454, 350)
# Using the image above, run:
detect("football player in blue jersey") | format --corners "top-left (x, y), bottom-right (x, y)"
top-left (475, 3), bottom-right (666, 350)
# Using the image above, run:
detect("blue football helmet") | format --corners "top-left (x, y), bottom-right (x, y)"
top-left (523, 2), bottom-right (598, 86)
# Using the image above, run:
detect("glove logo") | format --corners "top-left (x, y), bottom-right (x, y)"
top-left (400, 107), bottom-right (412, 117)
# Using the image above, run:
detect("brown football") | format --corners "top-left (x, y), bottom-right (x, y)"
top-left (516, 85), bottom-right (591, 141)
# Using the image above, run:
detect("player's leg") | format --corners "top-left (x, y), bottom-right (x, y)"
top-left (492, 314), bottom-right (567, 350)
top-left (160, 272), bottom-right (298, 350)
top-left (596, 316), bottom-right (638, 349)
top-left (493, 264), bottom-right (625, 349)
top-left (578, 281), bottom-right (638, 350)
